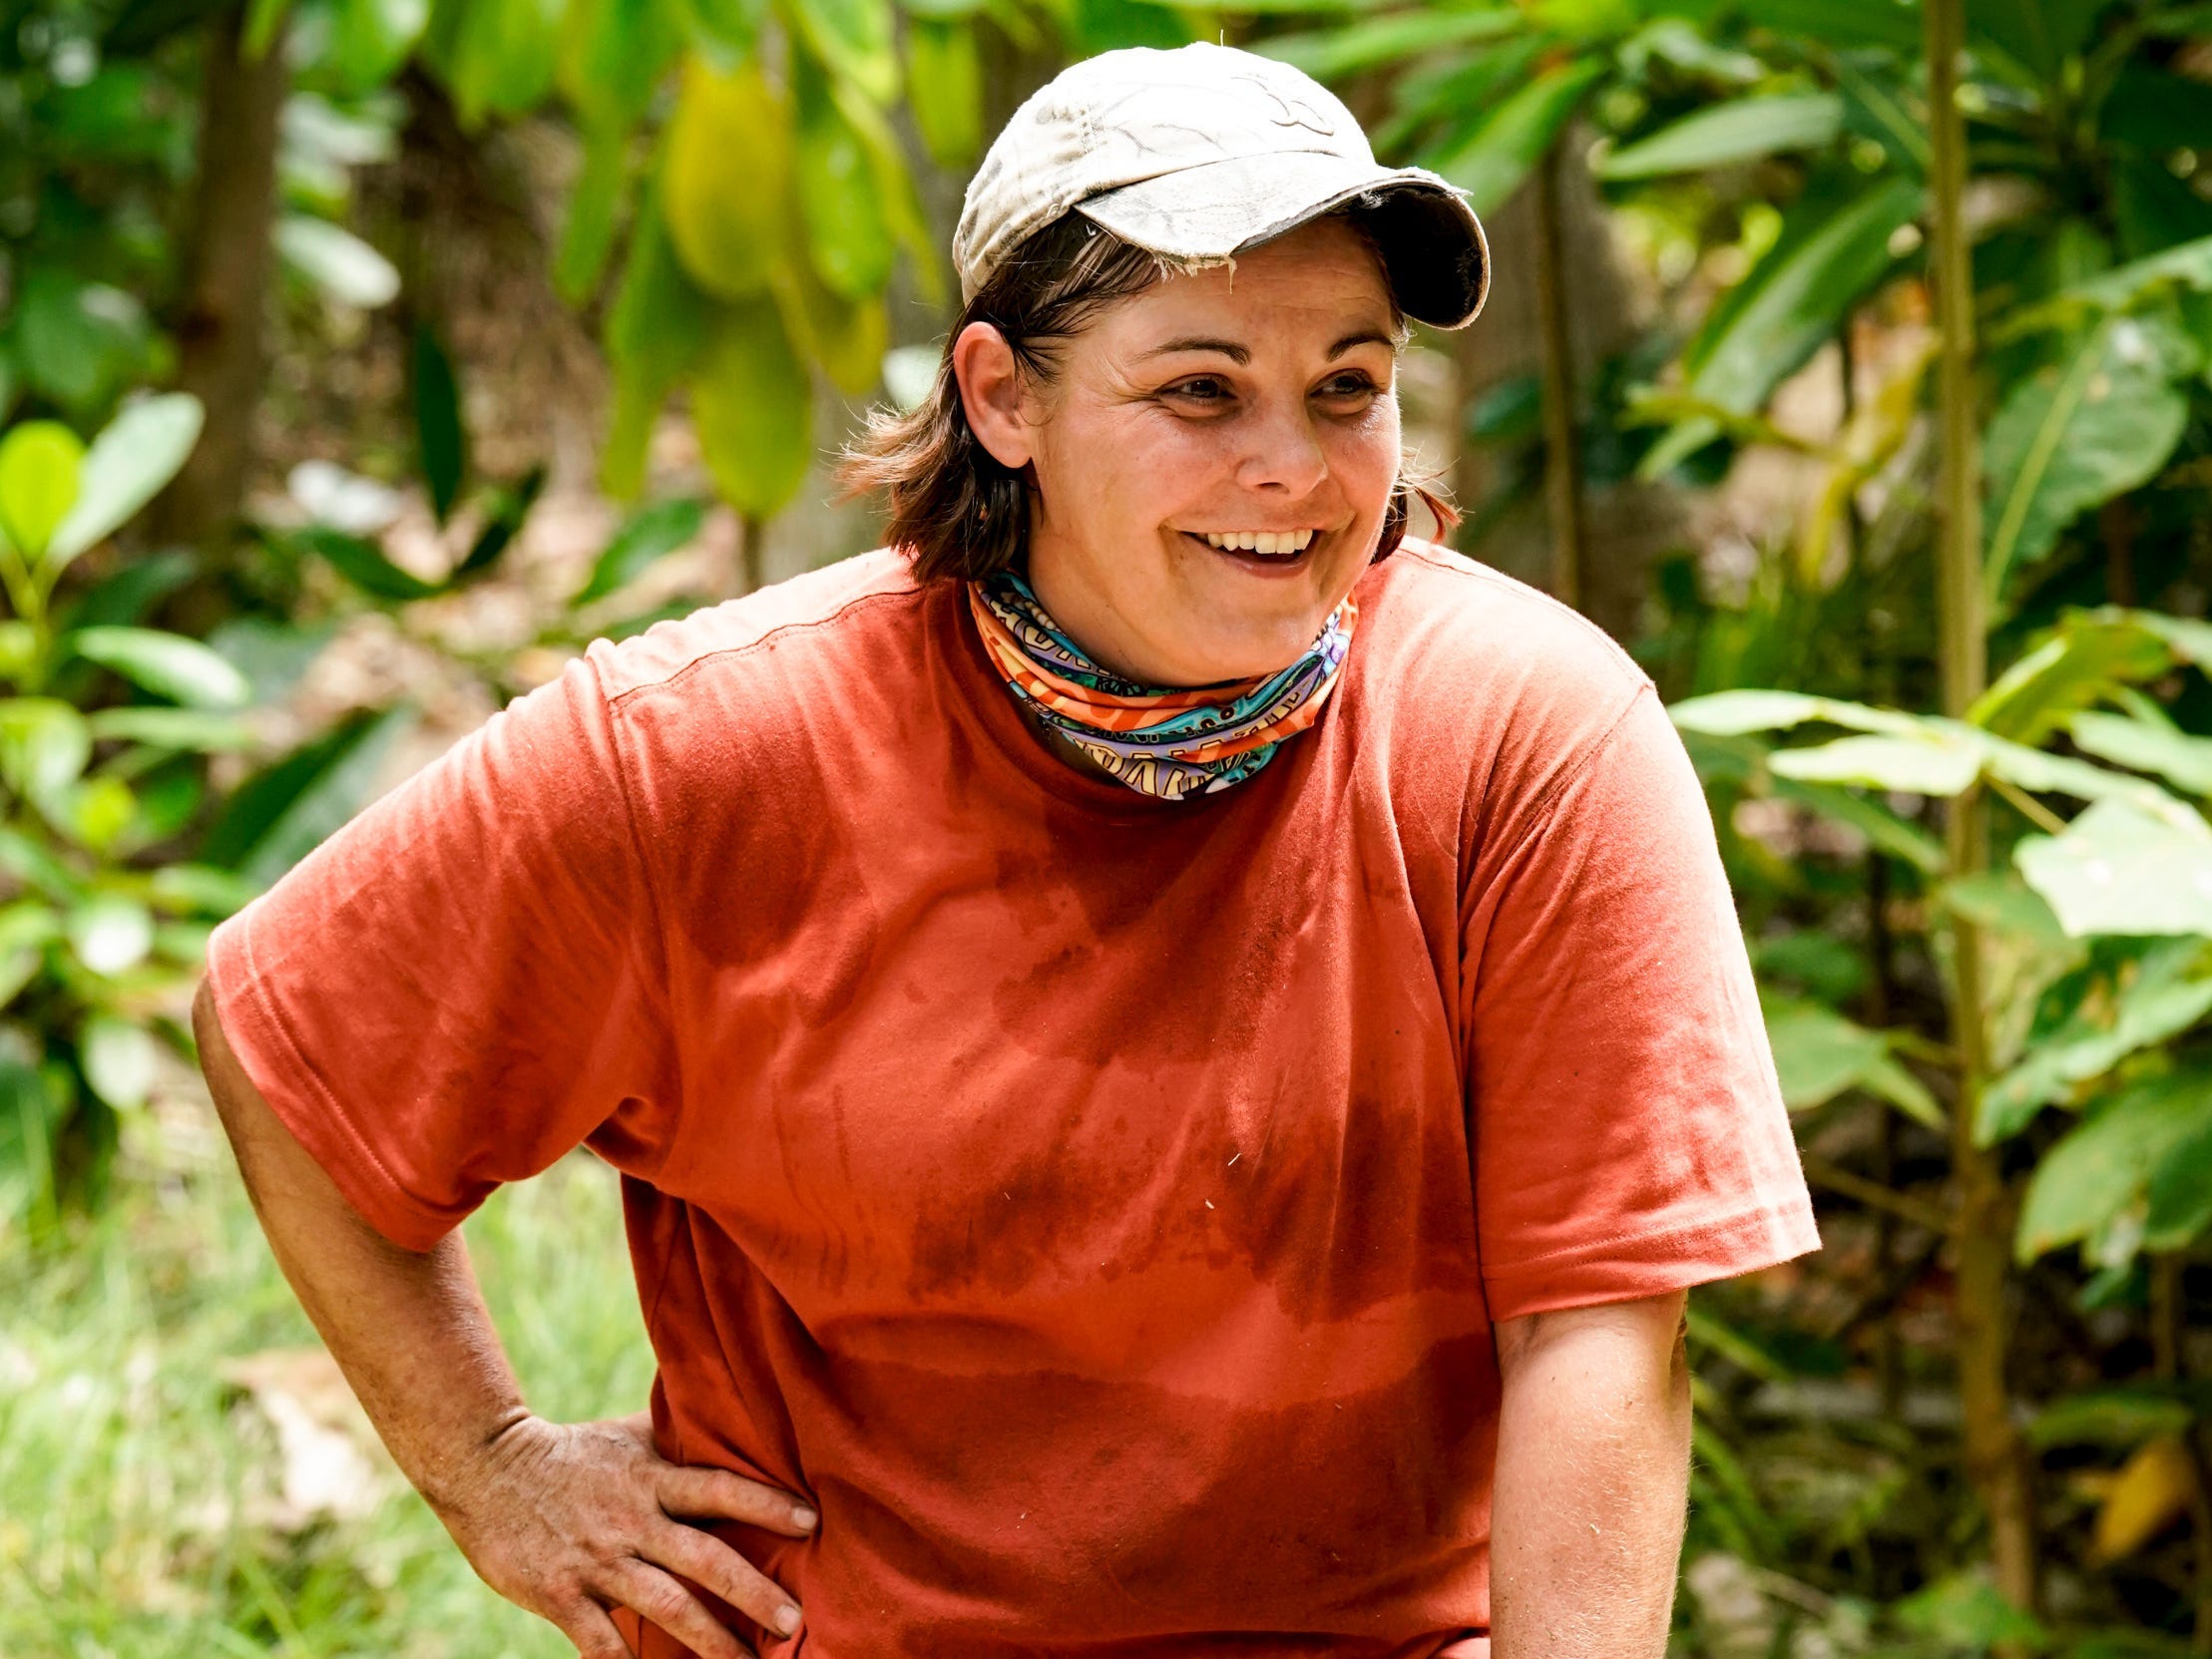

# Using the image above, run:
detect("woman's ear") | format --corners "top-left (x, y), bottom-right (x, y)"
top-left (952, 321), bottom-right (1036, 472)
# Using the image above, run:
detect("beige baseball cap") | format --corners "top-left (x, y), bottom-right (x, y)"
top-left (952, 41), bottom-right (1491, 330)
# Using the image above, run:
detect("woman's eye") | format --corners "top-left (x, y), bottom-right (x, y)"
top-left (1319, 374), bottom-right (1380, 400)
top-left (1167, 377), bottom-right (1231, 401)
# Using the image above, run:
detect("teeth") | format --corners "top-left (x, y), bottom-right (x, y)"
top-left (1201, 529), bottom-right (1315, 555)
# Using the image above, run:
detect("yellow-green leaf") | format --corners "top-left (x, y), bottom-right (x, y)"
top-left (689, 299), bottom-right (813, 518)
top-left (662, 57), bottom-right (793, 299)
top-left (0, 422), bottom-right (85, 561)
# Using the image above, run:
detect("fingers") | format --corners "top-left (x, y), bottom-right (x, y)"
top-left (645, 1517), bottom-right (805, 1641)
top-left (658, 1463), bottom-right (819, 1538)
top-left (553, 1593), bottom-right (642, 1659)
top-left (614, 1559), bottom-right (765, 1659)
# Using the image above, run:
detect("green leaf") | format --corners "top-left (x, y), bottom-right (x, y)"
top-left (0, 422), bottom-right (85, 562)
top-left (1893, 1571), bottom-right (2049, 1652)
top-left (662, 57), bottom-right (794, 300)
top-left (200, 706), bottom-right (420, 887)
top-left (2027, 1388), bottom-right (2200, 1452)
top-left (1258, 8), bottom-right (1520, 82)
top-left (45, 395), bottom-right (205, 568)
top-left (2002, 233), bottom-right (2212, 339)
top-left (577, 497), bottom-right (708, 604)
top-left (14, 271), bottom-right (153, 417)
top-left (1968, 617), bottom-right (2175, 745)
top-left (783, 0), bottom-right (899, 105)
top-left (1767, 773), bottom-right (1948, 875)
top-left (1968, 0), bottom-right (2108, 82)
top-left (795, 78), bottom-right (893, 299)
top-left (1770, 732), bottom-right (1985, 796)
top-left (1427, 56), bottom-right (1607, 219)
top-left (2016, 798), bottom-right (2212, 938)
top-left (275, 215), bottom-right (401, 308)
top-left (678, 0), bottom-right (766, 53)
top-left (1737, 0), bottom-right (1920, 52)
top-left (1984, 319), bottom-right (2190, 607)
top-left (150, 863), bottom-right (263, 917)
top-left (2102, 67), bottom-right (2212, 156)
top-left (2070, 711), bottom-right (2212, 797)
top-left (330, 0), bottom-right (430, 91)
top-left (440, 0), bottom-right (565, 122)
top-left (559, 0), bottom-right (682, 132)
top-left (1981, 940), bottom-right (2212, 1145)
top-left (555, 127), bottom-right (631, 304)
top-left (603, 202), bottom-right (717, 499)
top-left (65, 894), bottom-right (152, 975)
top-left (1596, 93), bottom-right (1843, 182)
top-left (1638, 176), bottom-right (1921, 479)
top-left (0, 699), bottom-right (92, 805)
top-left (455, 467), bottom-right (546, 579)
top-left (68, 627), bottom-right (252, 709)
top-left (2017, 1065), bottom-right (2212, 1261)
top-left (905, 20), bottom-right (981, 167)
top-left (1667, 688), bottom-right (1927, 738)
top-left (1763, 997), bottom-right (1944, 1128)
top-left (412, 324), bottom-right (467, 525)
top-left (294, 526), bottom-right (445, 602)
top-left (86, 707), bottom-right (254, 752)
top-left (689, 299), bottom-right (813, 518)
top-left (78, 1014), bottom-right (157, 1111)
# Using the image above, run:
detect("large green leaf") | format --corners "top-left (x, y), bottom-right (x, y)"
top-left (1769, 732), bottom-right (1984, 796)
top-left (0, 422), bottom-right (84, 561)
top-left (1596, 92), bottom-right (1843, 182)
top-left (1967, 617), bottom-right (2175, 745)
top-left (905, 19), bottom-right (981, 167)
top-left (783, 0), bottom-right (898, 105)
top-left (1981, 940), bottom-right (2212, 1145)
top-left (1763, 997), bottom-right (1944, 1128)
top-left (2070, 711), bottom-right (2212, 797)
top-left (1259, 8), bottom-right (1520, 82)
top-left (689, 299), bottom-right (813, 518)
top-left (2015, 798), bottom-right (2212, 938)
top-left (439, 0), bottom-right (565, 122)
top-left (2001, 234), bottom-right (2212, 339)
top-left (68, 627), bottom-right (251, 709)
top-left (1668, 688), bottom-right (1930, 739)
top-left (1637, 176), bottom-right (1921, 479)
top-left (45, 395), bottom-right (204, 568)
top-left (558, 0), bottom-right (682, 132)
top-left (1984, 319), bottom-right (2190, 606)
top-left (555, 127), bottom-right (631, 304)
top-left (661, 57), bottom-right (793, 300)
top-left (795, 75), bottom-right (893, 299)
top-left (2017, 1065), bottom-right (2212, 1262)
top-left (86, 707), bottom-right (254, 752)
top-left (330, 0), bottom-right (429, 91)
top-left (576, 497), bottom-right (708, 604)
top-left (603, 202), bottom-right (717, 499)
top-left (1427, 56), bottom-right (1607, 220)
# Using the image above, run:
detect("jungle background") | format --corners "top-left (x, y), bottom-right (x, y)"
top-left (11, 0), bottom-right (2212, 1652)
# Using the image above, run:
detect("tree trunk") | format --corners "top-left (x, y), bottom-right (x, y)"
top-left (1532, 140), bottom-right (1585, 613)
top-left (1926, 0), bottom-right (2039, 1622)
top-left (150, 3), bottom-right (288, 548)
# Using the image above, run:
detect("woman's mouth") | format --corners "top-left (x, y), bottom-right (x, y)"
top-left (1181, 528), bottom-right (1320, 571)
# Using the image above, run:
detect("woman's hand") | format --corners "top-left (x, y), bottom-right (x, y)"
top-left (436, 1411), bottom-right (817, 1659)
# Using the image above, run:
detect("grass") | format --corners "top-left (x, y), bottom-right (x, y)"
top-left (0, 1108), bottom-right (653, 1659)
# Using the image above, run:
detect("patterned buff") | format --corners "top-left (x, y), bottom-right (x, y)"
top-left (967, 569), bottom-right (1358, 802)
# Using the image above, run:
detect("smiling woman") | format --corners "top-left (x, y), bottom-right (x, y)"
top-left (195, 39), bottom-right (1818, 1659)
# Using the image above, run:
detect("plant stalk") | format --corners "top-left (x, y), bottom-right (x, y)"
top-left (1926, 0), bottom-right (2038, 1620)
top-left (1532, 137), bottom-right (1586, 613)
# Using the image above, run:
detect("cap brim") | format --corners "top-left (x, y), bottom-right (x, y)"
top-left (1074, 152), bottom-right (1490, 330)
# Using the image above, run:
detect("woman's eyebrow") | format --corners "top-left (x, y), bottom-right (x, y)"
top-left (1135, 327), bottom-right (1398, 364)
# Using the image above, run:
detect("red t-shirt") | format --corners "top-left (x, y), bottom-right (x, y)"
top-left (205, 539), bottom-right (1817, 1658)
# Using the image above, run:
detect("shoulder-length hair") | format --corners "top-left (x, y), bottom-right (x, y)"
top-left (838, 209), bottom-right (1457, 585)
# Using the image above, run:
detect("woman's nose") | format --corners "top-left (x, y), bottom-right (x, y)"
top-left (1235, 401), bottom-right (1329, 497)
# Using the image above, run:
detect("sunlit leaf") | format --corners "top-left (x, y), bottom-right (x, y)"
top-left (795, 78), bottom-right (893, 299)
top-left (2028, 1388), bottom-right (2200, 1452)
top-left (65, 894), bottom-right (152, 975)
top-left (2016, 798), bottom-right (2212, 938)
top-left (87, 707), bottom-right (255, 752)
top-left (45, 395), bottom-right (204, 568)
top-left (1968, 617), bottom-right (2174, 744)
top-left (1668, 688), bottom-right (1927, 738)
top-left (662, 57), bottom-right (793, 299)
top-left (783, 0), bottom-right (898, 103)
top-left (905, 19), bottom-right (981, 167)
top-left (0, 422), bottom-right (85, 561)
top-left (1770, 733), bottom-right (1984, 796)
top-left (1597, 93), bottom-right (1843, 182)
top-left (68, 627), bottom-right (252, 709)
top-left (276, 215), bottom-right (401, 308)
top-left (0, 699), bottom-right (92, 804)
top-left (603, 202), bottom-right (717, 499)
top-left (1763, 996), bottom-right (1944, 1128)
top-left (2095, 1437), bottom-right (2198, 1563)
top-left (330, 0), bottom-right (429, 91)
top-left (1259, 7), bottom-right (1518, 82)
top-left (2070, 711), bottom-right (2212, 797)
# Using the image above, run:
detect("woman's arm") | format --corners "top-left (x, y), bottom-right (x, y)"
top-left (1489, 1289), bottom-right (1692, 1659)
top-left (193, 976), bottom-right (816, 1658)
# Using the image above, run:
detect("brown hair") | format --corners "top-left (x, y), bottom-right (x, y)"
top-left (838, 210), bottom-right (1458, 585)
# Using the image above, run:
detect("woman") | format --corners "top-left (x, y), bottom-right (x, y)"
top-left (196, 41), bottom-right (1816, 1659)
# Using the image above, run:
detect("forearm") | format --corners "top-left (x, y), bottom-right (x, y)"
top-left (193, 976), bottom-right (528, 1516)
top-left (1489, 1293), bottom-right (1692, 1659)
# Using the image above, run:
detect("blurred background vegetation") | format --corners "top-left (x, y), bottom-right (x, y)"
top-left (11, 0), bottom-right (2212, 1652)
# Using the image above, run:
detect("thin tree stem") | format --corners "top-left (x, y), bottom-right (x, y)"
top-left (1532, 138), bottom-right (1585, 613)
top-left (1927, 0), bottom-right (2038, 1620)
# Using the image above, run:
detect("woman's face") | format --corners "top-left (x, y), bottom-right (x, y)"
top-left (955, 216), bottom-right (1403, 687)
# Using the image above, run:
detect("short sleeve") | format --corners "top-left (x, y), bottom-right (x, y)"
top-left (203, 645), bottom-right (679, 1252)
top-left (1461, 682), bottom-right (1818, 1322)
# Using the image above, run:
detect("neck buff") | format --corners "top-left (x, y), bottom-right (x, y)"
top-left (966, 568), bottom-right (1358, 802)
